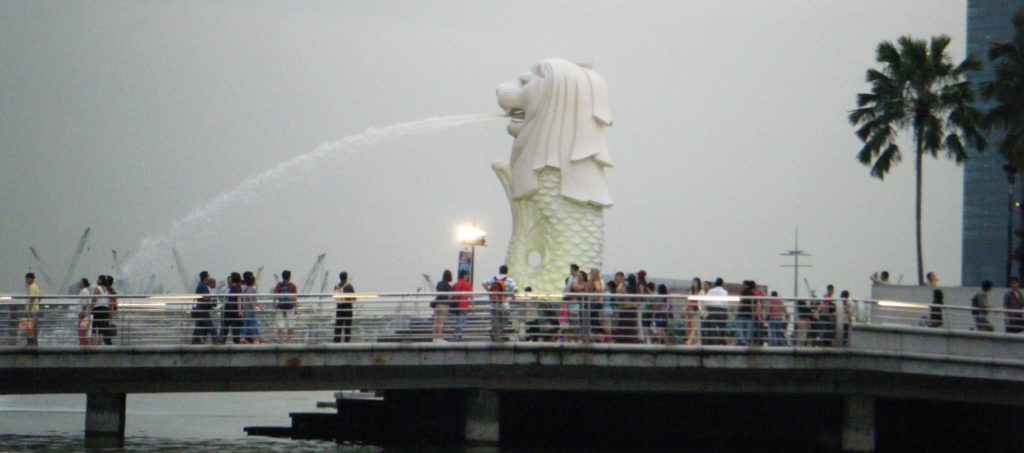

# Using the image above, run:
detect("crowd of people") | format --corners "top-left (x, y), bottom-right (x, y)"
top-left (426, 264), bottom-right (851, 346)
top-left (189, 268), bottom-right (359, 345)
top-left (9, 272), bottom-right (122, 347)
top-left (11, 265), bottom-right (1024, 347)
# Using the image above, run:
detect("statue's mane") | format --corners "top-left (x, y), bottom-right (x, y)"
top-left (513, 59), bottom-right (613, 173)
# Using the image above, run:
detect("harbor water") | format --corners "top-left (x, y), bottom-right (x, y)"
top-left (0, 392), bottom-right (367, 452)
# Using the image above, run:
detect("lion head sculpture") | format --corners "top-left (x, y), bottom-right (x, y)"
top-left (495, 59), bottom-right (613, 207)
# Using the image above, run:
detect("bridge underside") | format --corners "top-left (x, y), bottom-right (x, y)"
top-left (4, 331), bottom-right (1024, 452)
top-left (3, 342), bottom-right (1024, 406)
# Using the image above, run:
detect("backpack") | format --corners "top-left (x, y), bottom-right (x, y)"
top-left (488, 278), bottom-right (507, 304)
top-left (275, 282), bottom-right (297, 310)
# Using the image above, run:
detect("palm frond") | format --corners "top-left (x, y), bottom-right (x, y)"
top-left (869, 143), bottom-right (901, 179)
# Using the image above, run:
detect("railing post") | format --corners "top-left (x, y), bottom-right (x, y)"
top-left (490, 297), bottom-right (502, 342)
top-left (836, 299), bottom-right (845, 347)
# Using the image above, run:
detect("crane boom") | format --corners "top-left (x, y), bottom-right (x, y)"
top-left (299, 253), bottom-right (326, 293)
top-left (319, 270), bottom-right (331, 293)
top-left (28, 247), bottom-right (58, 292)
top-left (111, 250), bottom-right (124, 278)
top-left (255, 266), bottom-right (265, 290)
top-left (171, 247), bottom-right (193, 292)
top-left (59, 227), bottom-right (91, 294)
top-left (802, 277), bottom-right (817, 298)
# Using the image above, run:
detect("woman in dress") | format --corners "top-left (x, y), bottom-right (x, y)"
top-left (686, 278), bottom-right (703, 345)
top-left (76, 278), bottom-right (92, 346)
top-left (431, 270), bottom-right (453, 343)
top-left (240, 271), bottom-right (262, 344)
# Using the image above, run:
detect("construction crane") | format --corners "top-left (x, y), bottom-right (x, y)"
top-left (28, 247), bottom-right (58, 292)
top-left (803, 277), bottom-right (818, 298)
top-left (299, 253), bottom-right (326, 293)
top-left (111, 250), bottom-right (125, 279)
top-left (171, 247), bottom-right (193, 292)
top-left (58, 227), bottom-right (91, 294)
top-left (319, 269), bottom-right (331, 293)
top-left (111, 250), bottom-right (131, 293)
top-left (142, 274), bottom-right (157, 294)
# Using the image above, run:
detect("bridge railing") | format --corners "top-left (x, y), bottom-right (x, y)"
top-left (0, 292), bottom-right (1019, 347)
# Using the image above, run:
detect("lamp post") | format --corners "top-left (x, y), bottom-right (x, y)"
top-left (457, 224), bottom-right (487, 288)
top-left (1005, 164), bottom-right (1018, 286)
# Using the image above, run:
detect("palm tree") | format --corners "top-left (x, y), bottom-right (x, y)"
top-left (849, 35), bottom-right (987, 285)
top-left (982, 9), bottom-right (1024, 282)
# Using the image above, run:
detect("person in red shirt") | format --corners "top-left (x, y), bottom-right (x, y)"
top-left (451, 271), bottom-right (473, 341)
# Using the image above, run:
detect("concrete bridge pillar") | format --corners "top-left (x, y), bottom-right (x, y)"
top-left (85, 393), bottom-right (126, 447)
top-left (465, 389), bottom-right (499, 447)
top-left (841, 395), bottom-right (875, 452)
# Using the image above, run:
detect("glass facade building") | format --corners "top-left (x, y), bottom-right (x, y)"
top-left (962, 0), bottom-right (1024, 286)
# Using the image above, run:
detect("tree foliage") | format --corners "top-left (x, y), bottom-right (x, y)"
top-left (850, 35), bottom-right (986, 179)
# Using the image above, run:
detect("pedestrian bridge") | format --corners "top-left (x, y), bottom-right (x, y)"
top-left (2, 293), bottom-right (1024, 451)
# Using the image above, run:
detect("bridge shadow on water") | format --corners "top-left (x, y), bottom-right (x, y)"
top-left (500, 392), bottom-right (842, 452)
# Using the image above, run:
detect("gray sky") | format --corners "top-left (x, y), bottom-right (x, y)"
top-left (1, 1), bottom-right (969, 297)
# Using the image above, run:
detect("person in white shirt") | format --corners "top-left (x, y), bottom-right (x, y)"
top-left (564, 264), bottom-right (580, 293)
top-left (483, 265), bottom-right (518, 341)
top-left (76, 278), bottom-right (92, 346)
top-left (704, 278), bottom-right (730, 345)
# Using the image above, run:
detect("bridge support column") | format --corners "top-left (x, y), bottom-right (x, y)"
top-left (85, 393), bottom-right (126, 447)
top-left (465, 389), bottom-right (499, 448)
top-left (841, 395), bottom-right (875, 452)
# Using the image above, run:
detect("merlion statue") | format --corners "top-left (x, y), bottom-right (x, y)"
top-left (493, 58), bottom-right (613, 294)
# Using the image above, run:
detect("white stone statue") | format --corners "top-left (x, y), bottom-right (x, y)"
top-left (493, 58), bottom-right (613, 293)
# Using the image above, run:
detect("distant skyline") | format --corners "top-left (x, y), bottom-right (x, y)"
top-left (1, 1), bottom-right (970, 297)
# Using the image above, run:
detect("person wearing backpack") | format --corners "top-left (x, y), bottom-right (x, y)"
top-left (484, 265), bottom-right (517, 341)
top-left (273, 270), bottom-right (298, 343)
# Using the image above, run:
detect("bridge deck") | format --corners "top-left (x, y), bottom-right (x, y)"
top-left (3, 326), bottom-right (1024, 407)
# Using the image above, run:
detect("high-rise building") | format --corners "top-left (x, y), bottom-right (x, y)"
top-left (962, 0), bottom-right (1024, 287)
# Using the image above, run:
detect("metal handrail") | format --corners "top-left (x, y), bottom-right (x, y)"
top-left (0, 292), bottom-right (1021, 348)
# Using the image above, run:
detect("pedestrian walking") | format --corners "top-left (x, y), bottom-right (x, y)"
top-left (191, 272), bottom-right (217, 345)
top-left (22, 273), bottom-right (41, 346)
top-left (240, 271), bottom-right (263, 343)
top-left (431, 270), bottom-right (453, 343)
top-left (274, 270), bottom-right (298, 343)
top-left (333, 272), bottom-right (355, 343)
top-left (76, 278), bottom-right (92, 346)
top-left (971, 280), bottom-right (994, 332)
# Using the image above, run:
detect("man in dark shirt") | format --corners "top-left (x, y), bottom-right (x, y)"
top-left (221, 273), bottom-right (244, 344)
top-left (191, 271), bottom-right (216, 344)
top-left (334, 271), bottom-right (355, 343)
top-left (971, 280), bottom-right (994, 332)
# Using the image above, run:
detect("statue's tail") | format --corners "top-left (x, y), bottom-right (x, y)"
top-left (492, 167), bottom-right (602, 294)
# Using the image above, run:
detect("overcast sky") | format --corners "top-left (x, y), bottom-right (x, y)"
top-left (1, 1), bottom-right (970, 297)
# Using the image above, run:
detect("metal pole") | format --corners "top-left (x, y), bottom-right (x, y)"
top-left (793, 254), bottom-right (799, 299)
top-left (469, 246), bottom-right (476, 290)
top-left (1009, 182), bottom-right (1014, 286)
top-left (1004, 165), bottom-right (1017, 286)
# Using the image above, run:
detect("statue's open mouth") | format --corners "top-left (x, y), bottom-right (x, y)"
top-left (508, 108), bottom-right (525, 121)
